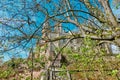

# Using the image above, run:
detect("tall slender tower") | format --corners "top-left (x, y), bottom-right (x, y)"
top-left (41, 21), bottom-right (52, 58)
top-left (54, 23), bottom-right (62, 47)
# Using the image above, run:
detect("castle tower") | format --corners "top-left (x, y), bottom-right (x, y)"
top-left (42, 21), bottom-right (50, 39)
top-left (54, 23), bottom-right (63, 47)
top-left (41, 21), bottom-right (52, 59)
top-left (37, 22), bottom-right (64, 68)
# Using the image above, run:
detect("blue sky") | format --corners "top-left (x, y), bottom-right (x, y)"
top-left (0, 0), bottom-right (39, 62)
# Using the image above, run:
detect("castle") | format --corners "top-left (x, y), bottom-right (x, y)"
top-left (36, 21), bottom-right (82, 68)
top-left (36, 20), bottom-right (120, 68)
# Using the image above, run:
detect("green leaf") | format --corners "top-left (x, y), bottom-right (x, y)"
top-left (111, 70), bottom-right (118, 76)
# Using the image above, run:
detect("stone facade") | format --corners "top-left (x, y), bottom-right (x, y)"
top-left (38, 22), bottom-right (81, 67)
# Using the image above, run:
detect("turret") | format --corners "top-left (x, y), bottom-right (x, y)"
top-left (54, 23), bottom-right (63, 47)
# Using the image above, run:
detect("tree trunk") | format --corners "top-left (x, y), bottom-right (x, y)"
top-left (98, 0), bottom-right (118, 27)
